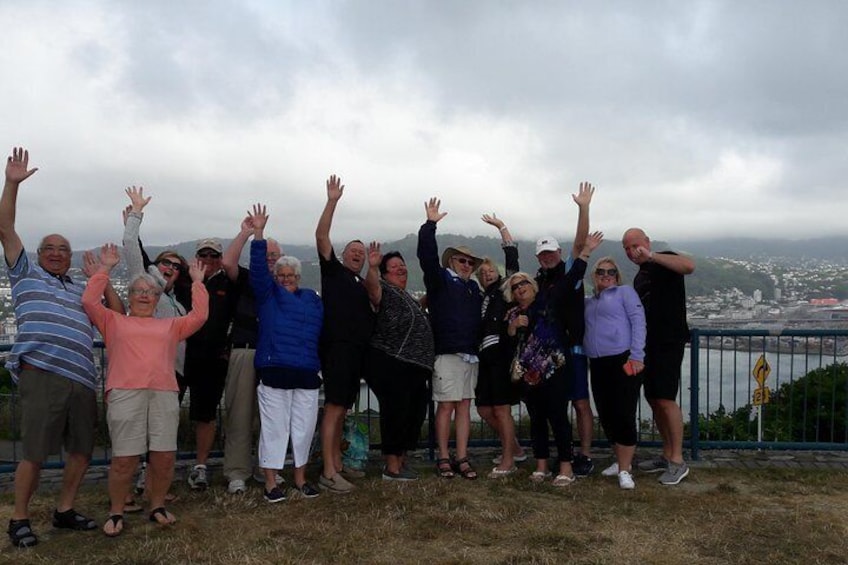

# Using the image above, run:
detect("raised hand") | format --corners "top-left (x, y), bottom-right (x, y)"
top-left (326, 175), bottom-right (344, 202)
top-left (99, 243), bottom-right (120, 269)
top-left (425, 197), bottom-right (447, 223)
top-left (572, 181), bottom-right (595, 208)
top-left (481, 213), bottom-right (505, 230)
top-left (82, 250), bottom-right (101, 278)
top-left (584, 230), bottom-right (604, 252)
top-left (5, 147), bottom-right (38, 185)
top-left (187, 258), bottom-right (204, 283)
top-left (368, 241), bottom-right (382, 268)
top-left (239, 214), bottom-right (253, 234)
top-left (248, 203), bottom-right (269, 230)
top-left (121, 204), bottom-right (133, 226)
top-left (125, 186), bottom-right (151, 213)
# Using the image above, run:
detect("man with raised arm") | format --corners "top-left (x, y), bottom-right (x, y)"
top-left (1, 148), bottom-right (101, 547)
top-left (220, 214), bottom-right (283, 494)
top-left (622, 227), bottom-right (695, 485)
top-left (315, 175), bottom-right (374, 493)
top-left (534, 182), bottom-right (597, 476)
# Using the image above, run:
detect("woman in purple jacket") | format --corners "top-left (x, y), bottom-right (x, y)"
top-left (583, 257), bottom-right (646, 490)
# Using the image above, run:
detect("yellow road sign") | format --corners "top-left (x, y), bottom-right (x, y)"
top-left (753, 354), bottom-right (771, 388)
top-left (753, 387), bottom-right (771, 406)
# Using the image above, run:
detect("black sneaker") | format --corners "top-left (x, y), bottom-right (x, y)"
top-left (264, 487), bottom-right (287, 503)
top-left (572, 454), bottom-right (595, 477)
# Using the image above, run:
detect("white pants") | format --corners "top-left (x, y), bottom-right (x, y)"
top-left (257, 383), bottom-right (318, 470)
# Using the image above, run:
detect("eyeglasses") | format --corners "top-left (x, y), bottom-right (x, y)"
top-left (129, 288), bottom-right (160, 297)
top-left (595, 268), bottom-right (618, 277)
top-left (453, 257), bottom-right (474, 266)
top-left (266, 252), bottom-right (282, 260)
top-left (275, 273), bottom-right (298, 280)
top-left (197, 251), bottom-right (221, 259)
top-left (157, 258), bottom-right (183, 271)
top-left (39, 245), bottom-right (71, 255)
top-left (511, 279), bottom-right (531, 292)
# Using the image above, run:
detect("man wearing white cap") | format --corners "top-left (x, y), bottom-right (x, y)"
top-left (533, 182), bottom-right (596, 477)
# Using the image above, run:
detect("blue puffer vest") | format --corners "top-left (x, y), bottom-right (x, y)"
top-left (250, 240), bottom-right (323, 371)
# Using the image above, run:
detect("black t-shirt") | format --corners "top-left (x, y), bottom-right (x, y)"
top-left (229, 267), bottom-right (258, 347)
top-left (633, 251), bottom-right (689, 345)
top-left (319, 249), bottom-right (374, 346)
top-left (186, 269), bottom-right (240, 358)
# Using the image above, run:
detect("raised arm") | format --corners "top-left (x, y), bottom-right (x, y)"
top-left (417, 197), bottom-right (447, 290)
top-left (570, 182), bottom-right (594, 260)
top-left (82, 249), bottom-right (126, 314)
top-left (650, 251), bottom-right (695, 275)
top-left (364, 241), bottom-right (383, 308)
top-left (81, 244), bottom-right (122, 324)
top-left (222, 214), bottom-right (253, 281)
top-left (175, 258), bottom-right (210, 339)
top-left (315, 174), bottom-right (344, 261)
top-left (482, 213), bottom-right (519, 275)
top-left (122, 186), bottom-right (151, 278)
top-left (0, 147), bottom-right (39, 265)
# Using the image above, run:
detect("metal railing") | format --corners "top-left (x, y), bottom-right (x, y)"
top-left (2, 328), bottom-right (847, 472)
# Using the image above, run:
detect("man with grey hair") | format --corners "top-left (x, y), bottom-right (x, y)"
top-left (622, 227), bottom-right (695, 485)
top-left (1, 147), bottom-right (119, 547)
top-left (220, 214), bottom-right (284, 494)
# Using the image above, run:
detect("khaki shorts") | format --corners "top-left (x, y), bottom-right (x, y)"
top-left (106, 389), bottom-right (180, 457)
top-left (18, 368), bottom-right (96, 463)
top-left (432, 354), bottom-right (478, 402)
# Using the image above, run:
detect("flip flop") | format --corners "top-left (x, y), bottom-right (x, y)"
top-left (103, 515), bottom-right (124, 537)
top-left (149, 507), bottom-right (176, 526)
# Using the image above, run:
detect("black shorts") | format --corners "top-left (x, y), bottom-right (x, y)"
top-left (642, 341), bottom-right (685, 401)
top-left (183, 355), bottom-right (228, 423)
top-left (320, 342), bottom-right (368, 408)
top-left (475, 345), bottom-right (519, 407)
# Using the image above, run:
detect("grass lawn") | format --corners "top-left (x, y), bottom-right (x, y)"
top-left (2, 461), bottom-right (847, 564)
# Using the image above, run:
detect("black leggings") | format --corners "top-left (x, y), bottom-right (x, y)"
top-left (590, 352), bottom-right (642, 446)
top-left (366, 348), bottom-right (430, 456)
top-left (521, 368), bottom-right (573, 463)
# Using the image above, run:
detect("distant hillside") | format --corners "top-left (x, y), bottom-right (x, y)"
top-left (675, 236), bottom-right (848, 262)
top-left (117, 234), bottom-right (780, 297)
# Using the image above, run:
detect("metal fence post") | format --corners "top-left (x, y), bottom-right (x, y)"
top-left (690, 329), bottom-right (700, 461)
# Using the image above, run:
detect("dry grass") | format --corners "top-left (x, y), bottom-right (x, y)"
top-left (2, 461), bottom-right (848, 564)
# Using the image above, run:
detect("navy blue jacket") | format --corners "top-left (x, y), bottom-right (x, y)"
top-left (417, 221), bottom-right (482, 355)
top-left (250, 240), bottom-right (323, 372)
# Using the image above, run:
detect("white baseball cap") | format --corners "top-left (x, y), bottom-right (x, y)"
top-left (535, 236), bottom-right (560, 255)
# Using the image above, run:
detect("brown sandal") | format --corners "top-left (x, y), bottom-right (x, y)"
top-left (435, 458), bottom-right (455, 479)
top-left (452, 457), bottom-right (478, 480)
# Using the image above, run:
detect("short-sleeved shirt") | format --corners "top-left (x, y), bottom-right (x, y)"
top-left (5, 250), bottom-right (96, 390)
top-left (186, 269), bottom-right (240, 359)
top-left (633, 251), bottom-right (689, 345)
top-left (319, 249), bottom-right (374, 346)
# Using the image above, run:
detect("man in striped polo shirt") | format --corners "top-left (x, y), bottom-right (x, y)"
top-left (1, 147), bottom-right (99, 548)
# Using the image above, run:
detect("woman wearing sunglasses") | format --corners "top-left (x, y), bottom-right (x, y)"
top-left (502, 231), bottom-right (602, 487)
top-left (583, 257), bottom-right (646, 489)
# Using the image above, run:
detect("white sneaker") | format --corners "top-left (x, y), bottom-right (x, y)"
top-left (227, 479), bottom-right (247, 494)
top-left (601, 462), bottom-right (620, 477)
top-left (187, 464), bottom-right (208, 490)
top-left (618, 470), bottom-right (636, 490)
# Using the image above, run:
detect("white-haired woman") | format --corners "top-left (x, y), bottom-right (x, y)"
top-left (248, 204), bottom-right (323, 502)
top-left (583, 257), bottom-right (646, 489)
top-left (82, 244), bottom-right (208, 536)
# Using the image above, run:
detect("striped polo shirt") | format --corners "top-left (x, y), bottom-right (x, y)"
top-left (5, 250), bottom-right (97, 390)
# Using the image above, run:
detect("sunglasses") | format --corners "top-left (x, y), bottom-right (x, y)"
top-left (157, 258), bottom-right (183, 271)
top-left (197, 251), bottom-right (221, 259)
top-left (129, 288), bottom-right (160, 297)
top-left (511, 279), bottom-right (531, 292)
top-left (453, 257), bottom-right (474, 266)
top-left (595, 268), bottom-right (618, 277)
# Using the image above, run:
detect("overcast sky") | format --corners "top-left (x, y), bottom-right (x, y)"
top-left (2, 1), bottom-right (846, 251)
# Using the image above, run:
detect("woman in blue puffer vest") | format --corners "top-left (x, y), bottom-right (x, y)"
top-left (248, 204), bottom-right (324, 502)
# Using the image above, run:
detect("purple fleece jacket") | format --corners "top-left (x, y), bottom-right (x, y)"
top-left (583, 285), bottom-right (646, 361)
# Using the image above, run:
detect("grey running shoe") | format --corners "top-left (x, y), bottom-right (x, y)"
top-left (659, 461), bottom-right (690, 485)
top-left (382, 466), bottom-right (419, 481)
top-left (638, 456), bottom-right (669, 474)
top-left (188, 464), bottom-right (208, 490)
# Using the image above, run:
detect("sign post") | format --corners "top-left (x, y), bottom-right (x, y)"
top-left (752, 354), bottom-right (771, 442)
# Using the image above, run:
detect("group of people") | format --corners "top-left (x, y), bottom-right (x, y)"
top-left (2, 146), bottom-right (694, 548)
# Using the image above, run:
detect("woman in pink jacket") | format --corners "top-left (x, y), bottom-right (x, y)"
top-left (82, 244), bottom-right (208, 536)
